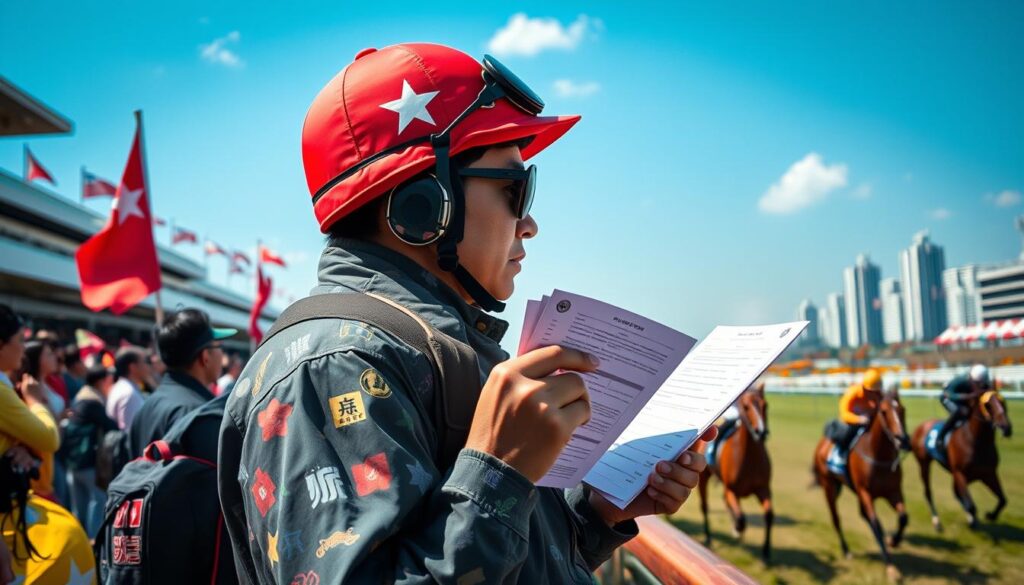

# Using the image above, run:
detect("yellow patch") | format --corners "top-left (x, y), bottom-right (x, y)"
top-left (252, 352), bottom-right (272, 397)
top-left (315, 527), bottom-right (361, 558)
top-left (329, 391), bottom-right (366, 428)
top-left (360, 368), bottom-right (392, 399)
top-left (267, 529), bottom-right (279, 567)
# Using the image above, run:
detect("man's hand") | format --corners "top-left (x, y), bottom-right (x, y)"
top-left (588, 426), bottom-right (718, 526)
top-left (4, 445), bottom-right (38, 474)
top-left (465, 345), bottom-right (599, 483)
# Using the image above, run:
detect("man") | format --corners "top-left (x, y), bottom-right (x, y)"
top-left (933, 364), bottom-right (991, 449)
top-left (219, 43), bottom-right (713, 583)
top-left (217, 352), bottom-right (243, 395)
top-left (106, 346), bottom-right (149, 431)
top-left (832, 369), bottom-right (883, 457)
top-left (129, 308), bottom-right (236, 456)
top-left (62, 343), bottom-right (86, 401)
top-left (63, 363), bottom-right (118, 537)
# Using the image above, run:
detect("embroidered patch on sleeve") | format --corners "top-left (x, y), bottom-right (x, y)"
top-left (351, 452), bottom-right (392, 496)
top-left (329, 391), bottom-right (366, 428)
top-left (359, 368), bottom-right (392, 398)
top-left (251, 352), bottom-right (273, 397)
top-left (290, 570), bottom-right (320, 585)
top-left (251, 468), bottom-right (277, 517)
top-left (305, 466), bottom-right (345, 508)
top-left (314, 528), bottom-right (361, 558)
top-left (258, 398), bottom-right (293, 441)
top-left (267, 530), bottom-right (280, 567)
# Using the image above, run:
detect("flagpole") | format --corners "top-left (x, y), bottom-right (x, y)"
top-left (23, 144), bottom-right (28, 181)
top-left (135, 110), bottom-right (164, 326)
top-left (80, 166), bottom-right (85, 202)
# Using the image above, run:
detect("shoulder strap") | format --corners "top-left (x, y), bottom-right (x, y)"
top-left (259, 292), bottom-right (480, 470)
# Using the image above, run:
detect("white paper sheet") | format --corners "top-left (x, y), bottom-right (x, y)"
top-left (584, 321), bottom-right (808, 508)
top-left (519, 290), bottom-right (697, 488)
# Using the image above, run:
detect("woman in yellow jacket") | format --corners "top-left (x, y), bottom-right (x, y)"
top-left (0, 304), bottom-right (94, 585)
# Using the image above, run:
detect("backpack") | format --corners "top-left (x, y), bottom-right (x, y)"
top-left (94, 394), bottom-right (236, 585)
top-left (95, 429), bottom-right (132, 490)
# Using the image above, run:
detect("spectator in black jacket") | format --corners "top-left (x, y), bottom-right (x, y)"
top-left (63, 364), bottom-right (118, 537)
top-left (127, 308), bottom-right (236, 457)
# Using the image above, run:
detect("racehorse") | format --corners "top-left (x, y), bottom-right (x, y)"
top-left (697, 384), bottom-right (773, 562)
top-left (813, 389), bottom-right (910, 581)
top-left (911, 390), bottom-right (1012, 531)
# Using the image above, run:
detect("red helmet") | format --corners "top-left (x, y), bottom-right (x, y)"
top-left (302, 43), bottom-right (580, 232)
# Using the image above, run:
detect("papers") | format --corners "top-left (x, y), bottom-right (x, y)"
top-left (519, 290), bottom-right (807, 508)
top-left (519, 290), bottom-right (697, 489)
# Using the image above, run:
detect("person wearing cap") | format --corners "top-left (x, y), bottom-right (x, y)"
top-left (128, 308), bottom-right (236, 457)
top-left (218, 43), bottom-right (713, 584)
top-left (832, 369), bottom-right (884, 457)
top-left (934, 364), bottom-right (992, 449)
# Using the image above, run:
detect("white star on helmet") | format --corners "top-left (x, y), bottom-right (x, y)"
top-left (379, 79), bottom-right (439, 134)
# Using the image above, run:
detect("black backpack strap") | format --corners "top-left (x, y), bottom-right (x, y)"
top-left (259, 292), bottom-right (481, 470)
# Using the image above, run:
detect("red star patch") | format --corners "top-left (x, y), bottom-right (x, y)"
top-left (251, 468), bottom-right (277, 517)
top-left (258, 398), bottom-right (293, 442)
top-left (351, 452), bottom-right (392, 496)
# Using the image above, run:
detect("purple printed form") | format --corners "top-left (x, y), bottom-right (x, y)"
top-left (519, 290), bottom-right (697, 490)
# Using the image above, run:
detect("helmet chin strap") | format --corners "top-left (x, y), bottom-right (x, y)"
top-left (432, 134), bottom-right (506, 313)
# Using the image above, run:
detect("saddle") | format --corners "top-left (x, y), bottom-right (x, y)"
top-left (825, 427), bottom-right (866, 484)
top-left (925, 423), bottom-right (954, 468)
top-left (706, 421), bottom-right (741, 470)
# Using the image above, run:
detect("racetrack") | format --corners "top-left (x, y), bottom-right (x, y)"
top-left (668, 394), bottom-right (1023, 584)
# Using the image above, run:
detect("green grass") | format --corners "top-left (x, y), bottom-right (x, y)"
top-left (668, 394), bottom-right (1024, 584)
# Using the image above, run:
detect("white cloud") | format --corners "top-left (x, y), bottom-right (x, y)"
top-left (758, 153), bottom-right (848, 214)
top-left (487, 14), bottom-right (599, 57)
top-left (199, 31), bottom-right (243, 68)
top-left (929, 208), bottom-right (952, 220)
top-left (986, 189), bottom-right (1022, 208)
top-left (553, 79), bottom-right (600, 98)
top-left (852, 183), bottom-right (873, 199)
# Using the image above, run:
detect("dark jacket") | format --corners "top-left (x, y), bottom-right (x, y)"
top-left (218, 239), bottom-right (637, 584)
top-left (128, 370), bottom-right (214, 457)
top-left (63, 386), bottom-right (118, 470)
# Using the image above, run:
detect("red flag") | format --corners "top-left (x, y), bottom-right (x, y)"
top-left (172, 227), bottom-right (198, 244)
top-left (249, 265), bottom-right (273, 345)
top-left (259, 245), bottom-right (287, 268)
top-left (75, 113), bottom-right (162, 315)
top-left (229, 257), bottom-right (247, 275)
top-left (153, 216), bottom-right (167, 227)
top-left (25, 145), bottom-right (56, 185)
top-left (81, 169), bottom-right (118, 198)
top-left (204, 240), bottom-right (228, 256)
top-left (74, 329), bottom-right (106, 359)
top-left (232, 251), bottom-right (251, 266)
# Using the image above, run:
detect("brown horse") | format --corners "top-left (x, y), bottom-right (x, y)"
top-left (697, 385), bottom-right (773, 562)
top-left (911, 390), bottom-right (1012, 531)
top-left (813, 389), bottom-right (910, 581)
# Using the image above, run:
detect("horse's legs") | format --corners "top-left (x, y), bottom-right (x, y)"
top-left (981, 472), bottom-right (1007, 523)
top-left (823, 478), bottom-right (850, 558)
top-left (887, 497), bottom-right (908, 549)
top-left (917, 452), bottom-right (942, 532)
top-left (952, 471), bottom-right (978, 529)
top-left (698, 471), bottom-right (711, 546)
top-left (858, 490), bottom-right (899, 579)
top-left (755, 486), bottom-right (773, 563)
top-left (723, 488), bottom-right (745, 538)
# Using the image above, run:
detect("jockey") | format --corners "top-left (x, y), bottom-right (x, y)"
top-left (833, 369), bottom-right (883, 456)
top-left (934, 364), bottom-right (991, 449)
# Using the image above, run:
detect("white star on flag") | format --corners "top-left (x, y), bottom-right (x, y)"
top-left (379, 80), bottom-right (439, 134)
top-left (113, 187), bottom-right (146, 225)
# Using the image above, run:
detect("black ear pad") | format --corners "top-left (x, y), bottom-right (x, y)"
top-left (386, 175), bottom-right (451, 246)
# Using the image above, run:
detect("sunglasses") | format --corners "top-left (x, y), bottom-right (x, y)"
top-left (456, 165), bottom-right (537, 220)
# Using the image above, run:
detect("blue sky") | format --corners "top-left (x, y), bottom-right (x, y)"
top-left (1, 1), bottom-right (1021, 351)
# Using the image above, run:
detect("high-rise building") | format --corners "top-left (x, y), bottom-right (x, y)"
top-left (899, 231), bottom-right (947, 341)
top-left (797, 299), bottom-right (820, 346)
top-left (844, 254), bottom-right (884, 347)
top-left (823, 293), bottom-right (847, 349)
top-left (978, 262), bottom-right (1024, 322)
top-left (944, 265), bottom-right (982, 327)
top-left (880, 277), bottom-right (904, 344)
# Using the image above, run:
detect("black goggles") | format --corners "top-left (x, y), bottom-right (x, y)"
top-left (312, 55), bottom-right (544, 205)
top-left (457, 165), bottom-right (537, 220)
